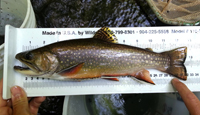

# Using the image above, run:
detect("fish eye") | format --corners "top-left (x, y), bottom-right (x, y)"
top-left (24, 52), bottom-right (33, 60)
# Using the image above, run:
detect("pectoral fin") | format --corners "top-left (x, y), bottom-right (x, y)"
top-left (58, 63), bottom-right (84, 76)
top-left (134, 69), bottom-right (155, 85)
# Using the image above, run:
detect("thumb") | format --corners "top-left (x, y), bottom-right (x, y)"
top-left (10, 86), bottom-right (30, 115)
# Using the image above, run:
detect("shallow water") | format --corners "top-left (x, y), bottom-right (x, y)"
top-left (38, 96), bottom-right (65, 115)
top-left (0, 36), bottom-right (4, 45)
top-left (86, 94), bottom-right (159, 115)
top-left (30, 0), bottom-right (171, 114)
top-left (31, 0), bottom-right (170, 28)
top-left (85, 93), bottom-right (193, 115)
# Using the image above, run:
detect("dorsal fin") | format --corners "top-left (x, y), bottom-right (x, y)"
top-left (93, 27), bottom-right (118, 43)
top-left (145, 48), bottom-right (153, 52)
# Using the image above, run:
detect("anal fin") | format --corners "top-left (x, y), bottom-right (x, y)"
top-left (133, 69), bottom-right (155, 85)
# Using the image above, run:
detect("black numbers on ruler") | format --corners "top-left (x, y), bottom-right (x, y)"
top-left (123, 40), bottom-right (125, 43)
top-left (162, 39), bottom-right (165, 42)
top-left (159, 74), bottom-right (163, 77)
top-left (149, 39), bottom-right (152, 42)
top-left (150, 73), bottom-right (190, 77)
top-left (190, 73), bottom-right (194, 76)
top-left (186, 73), bottom-right (199, 77)
top-left (25, 77), bottom-right (33, 80)
top-left (175, 39), bottom-right (178, 42)
top-left (164, 74), bottom-right (168, 77)
top-left (189, 56), bottom-right (193, 59)
top-left (25, 77), bottom-right (42, 80)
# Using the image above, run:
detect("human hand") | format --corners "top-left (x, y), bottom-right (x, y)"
top-left (171, 78), bottom-right (200, 115)
top-left (0, 78), bottom-right (46, 115)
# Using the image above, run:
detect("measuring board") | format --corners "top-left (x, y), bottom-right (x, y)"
top-left (3, 25), bottom-right (200, 99)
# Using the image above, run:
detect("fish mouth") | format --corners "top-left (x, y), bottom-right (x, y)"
top-left (14, 65), bottom-right (44, 76)
top-left (14, 66), bottom-right (30, 70)
top-left (14, 60), bottom-right (41, 76)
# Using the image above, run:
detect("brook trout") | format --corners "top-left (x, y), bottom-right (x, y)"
top-left (14, 27), bottom-right (187, 84)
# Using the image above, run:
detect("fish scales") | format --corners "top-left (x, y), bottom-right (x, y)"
top-left (49, 38), bottom-right (170, 77)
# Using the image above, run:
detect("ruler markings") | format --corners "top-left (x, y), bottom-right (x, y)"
top-left (21, 36), bottom-right (200, 89)
top-left (5, 26), bottom-right (200, 99)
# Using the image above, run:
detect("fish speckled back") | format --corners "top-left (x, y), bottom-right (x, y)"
top-left (48, 38), bottom-right (170, 76)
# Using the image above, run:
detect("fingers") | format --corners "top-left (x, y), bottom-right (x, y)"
top-left (0, 78), bottom-right (12, 115)
top-left (29, 96), bottom-right (46, 115)
top-left (6, 99), bottom-right (12, 107)
top-left (28, 97), bottom-right (32, 101)
top-left (0, 106), bottom-right (12, 115)
top-left (172, 78), bottom-right (200, 115)
top-left (0, 78), bottom-right (8, 107)
top-left (10, 86), bottom-right (30, 115)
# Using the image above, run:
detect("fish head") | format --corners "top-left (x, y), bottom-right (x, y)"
top-left (15, 48), bottom-right (59, 75)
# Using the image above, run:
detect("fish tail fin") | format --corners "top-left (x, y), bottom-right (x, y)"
top-left (161, 47), bottom-right (187, 80)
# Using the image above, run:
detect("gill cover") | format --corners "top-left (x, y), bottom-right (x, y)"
top-left (15, 50), bottom-right (59, 75)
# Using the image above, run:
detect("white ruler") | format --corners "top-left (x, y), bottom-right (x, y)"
top-left (3, 25), bottom-right (200, 99)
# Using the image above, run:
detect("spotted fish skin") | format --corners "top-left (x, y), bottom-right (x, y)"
top-left (52, 38), bottom-right (170, 76)
top-left (15, 38), bottom-right (187, 83)
top-left (14, 27), bottom-right (187, 84)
